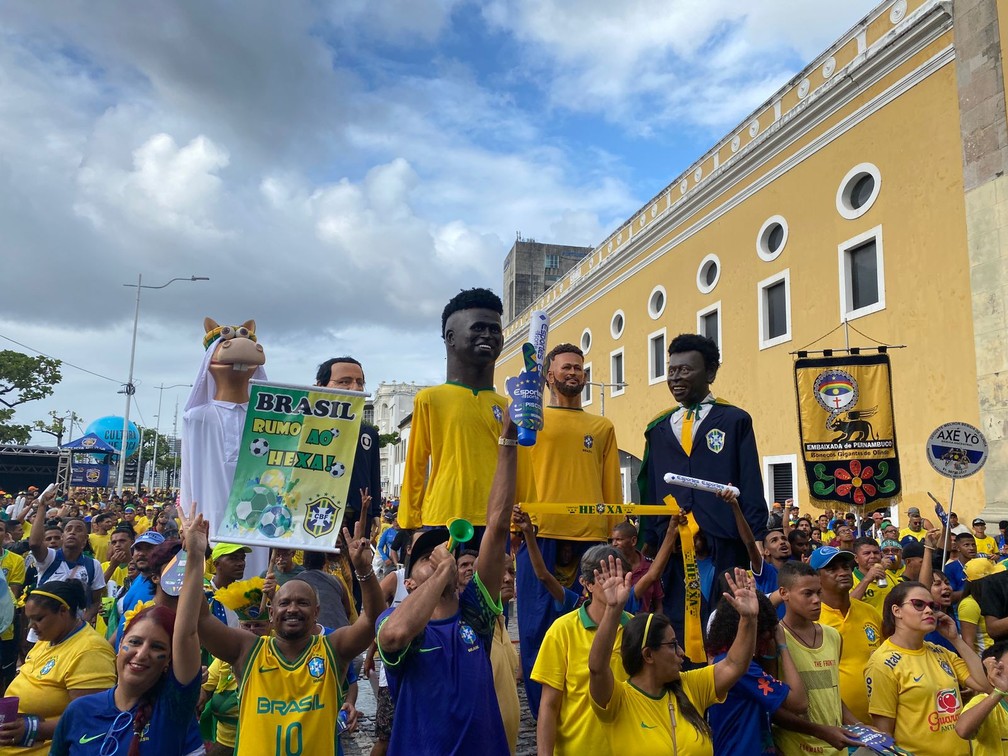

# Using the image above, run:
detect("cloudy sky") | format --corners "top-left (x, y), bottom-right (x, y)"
top-left (3, 0), bottom-right (879, 443)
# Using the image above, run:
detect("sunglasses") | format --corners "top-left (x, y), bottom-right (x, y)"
top-left (902, 598), bottom-right (939, 613)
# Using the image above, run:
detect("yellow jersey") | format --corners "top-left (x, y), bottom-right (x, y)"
top-left (852, 569), bottom-right (896, 613)
top-left (899, 527), bottom-right (926, 543)
top-left (530, 603), bottom-right (629, 756)
top-left (962, 693), bottom-right (1008, 756)
top-left (592, 665), bottom-right (720, 755)
top-left (773, 623), bottom-right (844, 756)
top-left (818, 599), bottom-right (882, 722)
top-left (958, 595), bottom-right (992, 655)
top-left (88, 533), bottom-right (111, 563)
top-left (976, 535), bottom-right (1000, 558)
top-left (400, 383), bottom-right (535, 528)
top-left (3, 623), bottom-right (116, 755)
top-left (203, 657), bottom-right (238, 748)
top-left (235, 634), bottom-right (343, 756)
top-left (527, 407), bottom-right (623, 541)
top-left (865, 639), bottom-right (972, 756)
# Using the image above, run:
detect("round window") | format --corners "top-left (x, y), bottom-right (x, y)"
top-left (836, 163), bottom-right (881, 220)
top-left (757, 215), bottom-right (789, 261)
top-left (648, 286), bottom-right (667, 319)
top-left (696, 254), bottom-right (721, 294)
top-left (580, 329), bottom-right (592, 354)
top-left (610, 310), bottom-right (625, 339)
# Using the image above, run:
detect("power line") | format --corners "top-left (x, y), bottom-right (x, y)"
top-left (0, 331), bottom-right (122, 383)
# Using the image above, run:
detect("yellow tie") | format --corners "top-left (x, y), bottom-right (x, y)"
top-left (681, 413), bottom-right (693, 456)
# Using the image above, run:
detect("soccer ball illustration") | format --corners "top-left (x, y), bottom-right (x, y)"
top-left (329, 427), bottom-right (341, 439)
top-left (328, 461), bottom-right (346, 478)
top-left (249, 438), bottom-right (270, 457)
top-left (234, 485), bottom-right (274, 528)
top-left (258, 504), bottom-right (293, 538)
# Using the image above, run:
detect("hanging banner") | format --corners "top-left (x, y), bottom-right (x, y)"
top-left (218, 380), bottom-right (365, 550)
top-left (794, 353), bottom-right (901, 509)
top-left (70, 464), bottom-right (109, 487)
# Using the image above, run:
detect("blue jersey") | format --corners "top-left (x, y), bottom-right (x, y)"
top-left (753, 562), bottom-right (785, 619)
top-left (944, 560), bottom-right (967, 593)
top-left (707, 655), bottom-right (789, 755)
top-left (50, 670), bottom-right (201, 755)
top-left (377, 573), bottom-right (508, 756)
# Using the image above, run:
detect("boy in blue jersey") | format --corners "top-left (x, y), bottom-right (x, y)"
top-left (375, 413), bottom-right (518, 755)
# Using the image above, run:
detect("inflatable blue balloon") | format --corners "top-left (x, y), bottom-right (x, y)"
top-left (85, 416), bottom-right (141, 458)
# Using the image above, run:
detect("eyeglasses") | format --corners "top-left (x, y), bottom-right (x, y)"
top-left (902, 598), bottom-right (939, 613)
top-left (100, 710), bottom-right (134, 756)
top-left (655, 640), bottom-right (682, 650)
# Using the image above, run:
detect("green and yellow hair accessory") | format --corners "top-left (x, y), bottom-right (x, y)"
top-left (203, 324), bottom-right (258, 351)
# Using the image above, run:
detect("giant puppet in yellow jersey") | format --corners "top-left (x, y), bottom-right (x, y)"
top-left (400, 288), bottom-right (535, 528)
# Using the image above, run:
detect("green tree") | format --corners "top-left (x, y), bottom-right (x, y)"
top-left (0, 350), bottom-right (62, 444)
top-left (134, 426), bottom-right (177, 487)
top-left (33, 410), bottom-right (82, 446)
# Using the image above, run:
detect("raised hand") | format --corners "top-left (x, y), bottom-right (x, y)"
top-left (594, 555), bottom-right (631, 609)
top-left (718, 484), bottom-right (739, 508)
top-left (512, 506), bottom-right (534, 536)
top-left (988, 658), bottom-right (1008, 692)
top-left (179, 503), bottom-right (209, 557)
top-left (722, 567), bottom-right (759, 618)
top-left (342, 522), bottom-right (374, 574)
top-left (935, 610), bottom-right (959, 641)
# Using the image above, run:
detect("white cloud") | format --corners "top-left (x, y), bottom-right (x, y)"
top-left (483, 0), bottom-right (880, 133)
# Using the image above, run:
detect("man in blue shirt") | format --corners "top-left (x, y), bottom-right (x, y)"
top-left (375, 415), bottom-right (516, 755)
top-left (377, 517), bottom-right (400, 577)
top-left (114, 530), bottom-right (166, 643)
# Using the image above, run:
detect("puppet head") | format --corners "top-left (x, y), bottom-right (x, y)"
top-left (204, 318), bottom-right (266, 371)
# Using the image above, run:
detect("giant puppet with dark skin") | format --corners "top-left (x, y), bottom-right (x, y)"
top-left (638, 333), bottom-right (768, 646)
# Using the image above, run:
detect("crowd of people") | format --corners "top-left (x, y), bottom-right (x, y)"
top-left (2, 289), bottom-right (1008, 755)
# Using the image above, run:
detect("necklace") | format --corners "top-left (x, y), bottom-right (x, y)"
top-left (781, 620), bottom-right (819, 648)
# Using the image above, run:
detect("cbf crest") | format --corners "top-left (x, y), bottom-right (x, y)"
top-left (706, 429), bottom-right (725, 454)
top-left (459, 623), bottom-right (477, 646)
top-left (304, 496), bottom-right (338, 538)
top-left (584, 434), bottom-right (594, 450)
top-left (307, 655), bottom-right (326, 679)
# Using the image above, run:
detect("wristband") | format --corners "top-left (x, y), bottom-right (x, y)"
top-left (498, 437), bottom-right (518, 447)
top-left (354, 570), bottom-right (375, 582)
top-left (20, 715), bottom-right (39, 748)
top-left (996, 688), bottom-right (1008, 697)
top-left (777, 644), bottom-right (789, 652)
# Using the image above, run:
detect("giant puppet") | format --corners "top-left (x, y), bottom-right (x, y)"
top-left (181, 318), bottom-right (267, 574)
top-left (400, 288), bottom-right (534, 529)
top-left (637, 332), bottom-right (767, 661)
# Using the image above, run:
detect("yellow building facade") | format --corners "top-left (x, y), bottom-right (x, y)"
top-left (497, 0), bottom-right (1008, 523)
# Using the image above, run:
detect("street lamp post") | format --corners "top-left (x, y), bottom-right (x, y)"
top-left (150, 382), bottom-right (191, 489)
top-left (586, 381), bottom-right (629, 417)
top-left (116, 275), bottom-right (209, 494)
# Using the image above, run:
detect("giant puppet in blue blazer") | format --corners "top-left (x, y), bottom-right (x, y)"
top-left (637, 333), bottom-right (768, 647)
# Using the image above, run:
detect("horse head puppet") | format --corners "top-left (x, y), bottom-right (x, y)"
top-left (200, 317), bottom-right (266, 404)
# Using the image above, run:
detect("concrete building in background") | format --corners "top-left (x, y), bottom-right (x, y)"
top-left (497, 0), bottom-right (1008, 525)
top-left (502, 237), bottom-right (592, 321)
top-left (370, 381), bottom-right (426, 497)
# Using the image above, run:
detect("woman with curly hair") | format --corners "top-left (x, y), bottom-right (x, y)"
top-left (865, 580), bottom-right (990, 756)
top-left (706, 591), bottom-right (807, 754)
top-left (49, 506), bottom-right (207, 755)
top-left (588, 558), bottom-right (758, 754)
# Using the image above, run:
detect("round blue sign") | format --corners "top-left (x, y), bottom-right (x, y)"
top-left (84, 416), bottom-right (140, 458)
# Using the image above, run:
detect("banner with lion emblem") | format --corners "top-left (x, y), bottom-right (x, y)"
top-left (220, 380), bottom-right (365, 550)
top-left (794, 354), bottom-right (901, 509)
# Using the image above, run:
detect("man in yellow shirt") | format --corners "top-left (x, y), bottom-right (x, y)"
top-left (973, 518), bottom-right (1000, 558)
top-left (899, 506), bottom-right (927, 543)
top-left (87, 513), bottom-right (113, 563)
top-left (851, 537), bottom-right (897, 612)
top-left (812, 545), bottom-right (883, 723)
top-left (531, 544), bottom-right (629, 756)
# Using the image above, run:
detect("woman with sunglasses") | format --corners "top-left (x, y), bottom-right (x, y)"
top-left (0, 580), bottom-right (116, 754)
top-left (588, 557), bottom-right (758, 753)
top-left (49, 506), bottom-right (207, 755)
top-left (865, 581), bottom-right (991, 756)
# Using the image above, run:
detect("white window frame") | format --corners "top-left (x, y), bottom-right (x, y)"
top-left (696, 253), bottom-right (721, 294)
top-left (610, 309), bottom-right (625, 339)
top-left (757, 269), bottom-right (792, 350)
top-left (647, 327), bottom-right (667, 385)
top-left (609, 347), bottom-right (626, 396)
top-left (648, 284), bottom-right (667, 320)
top-left (838, 225), bottom-right (886, 321)
top-left (756, 215), bottom-right (789, 261)
top-left (836, 162), bottom-right (881, 220)
top-left (763, 454), bottom-right (799, 507)
top-left (580, 327), bottom-right (592, 355)
top-left (582, 361), bottom-right (593, 407)
top-left (696, 300), bottom-right (722, 355)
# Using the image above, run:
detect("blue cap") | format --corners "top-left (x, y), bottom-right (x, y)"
top-left (132, 531), bottom-right (166, 550)
top-left (809, 546), bottom-right (855, 570)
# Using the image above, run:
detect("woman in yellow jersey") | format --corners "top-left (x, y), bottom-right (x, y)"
top-left (589, 559), bottom-right (758, 755)
top-left (865, 581), bottom-right (991, 756)
top-left (0, 580), bottom-right (116, 753)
